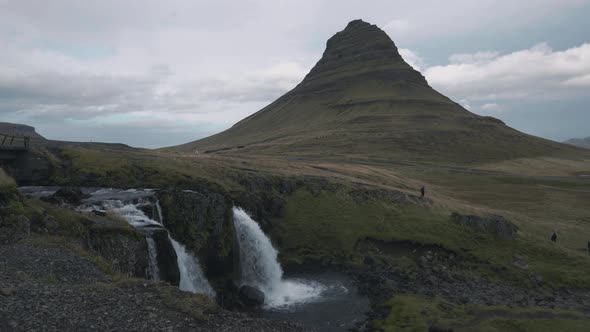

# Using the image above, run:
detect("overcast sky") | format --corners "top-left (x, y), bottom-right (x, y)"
top-left (1, 0), bottom-right (589, 147)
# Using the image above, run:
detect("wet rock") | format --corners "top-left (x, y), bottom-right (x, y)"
top-left (450, 212), bottom-right (518, 240)
top-left (91, 209), bottom-right (107, 217)
top-left (238, 285), bottom-right (265, 307)
top-left (52, 187), bottom-right (85, 205)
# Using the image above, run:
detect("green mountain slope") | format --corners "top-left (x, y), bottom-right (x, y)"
top-left (170, 19), bottom-right (585, 165)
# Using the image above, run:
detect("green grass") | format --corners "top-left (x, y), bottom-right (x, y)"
top-left (375, 294), bottom-right (590, 332)
top-left (53, 145), bottom-right (240, 191)
top-left (273, 187), bottom-right (590, 288)
top-left (23, 198), bottom-right (89, 237)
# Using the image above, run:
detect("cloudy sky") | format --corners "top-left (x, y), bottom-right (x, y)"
top-left (1, 0), bottom-right (589, 147)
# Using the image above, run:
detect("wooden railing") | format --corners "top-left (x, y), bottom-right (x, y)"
top-left (0, 134), bottom-right (30, 151)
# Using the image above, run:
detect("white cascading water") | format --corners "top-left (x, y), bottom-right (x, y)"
top-left (233, 207), bottom-right (325, 308)
top-left (170, 237), bottom-right (216, 297)
top-left (81, 192), bottom-right (215, 297)
top-left (146, 237), bottom-right (160, 280)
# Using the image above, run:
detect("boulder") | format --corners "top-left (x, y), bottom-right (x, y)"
top-left (0, 287), bottom-right (15, 297)
top-left (46, 187), bottom-right (84, 205)
top-left (0, 215), bottom-right (30, 245)
top-left (512, 255), bottom-right (529, 270)
top-left (450, 213), bottom-right (518, 240)
top-left (238, 285), bottom-right (265, 307)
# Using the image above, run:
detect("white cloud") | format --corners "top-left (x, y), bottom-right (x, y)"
top-left (384, 19), bottom-right (411, 37)
top-left (399, 48), bottom-right (424, 71)
top-left (480, 103), bottom-right (503, 112)
top-left (424, 42), bottom-right (590, 104)
top-left (449, 51), bottom-right (500, 64)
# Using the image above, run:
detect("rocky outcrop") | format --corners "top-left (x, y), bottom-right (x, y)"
top-left (44, 187), bottom-right (85, 206)
top-left (450, 213), bottom-right (518, 240)
top-left (300, 19), bottom-right (428, 94)
top-left (157, 189), bottom-right (233, 279)
top-left (151, 229), bottom-right (180, 286)
top-left (0, 215), bottom-right (30, 245)
top-left (85, 224), bottom-right (149, 278)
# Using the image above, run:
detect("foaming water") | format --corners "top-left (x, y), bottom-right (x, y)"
top-left (170, 237), bottom-right (216, 297)
top-left (233, 207), bottom-right (326, 308)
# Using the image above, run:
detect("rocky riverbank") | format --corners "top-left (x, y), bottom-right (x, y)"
top-left (0, 241), bottom-right (310, 332)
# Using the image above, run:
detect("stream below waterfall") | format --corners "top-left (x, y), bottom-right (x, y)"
top-left (20, 187), bottom-right (370, 331)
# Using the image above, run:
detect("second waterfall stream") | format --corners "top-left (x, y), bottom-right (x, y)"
top-left (77, 189), bottom-right (216, 297)
top-left (233, 207), bottom-right (326, 308)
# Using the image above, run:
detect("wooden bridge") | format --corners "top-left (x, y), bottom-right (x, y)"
top-left (0, 134), bottom-right (30, 162)
top-left (0, 133), bottom-right (30, 151)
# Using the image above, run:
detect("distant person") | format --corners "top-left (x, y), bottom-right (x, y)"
top-left (551, 231), bottom-right (557, 243)
top-left (420, 186), bottom-right (425, 199)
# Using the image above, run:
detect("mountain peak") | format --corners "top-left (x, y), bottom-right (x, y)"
top-left (171, 20), bottom-right (578, 165)
top-left (325, 19), bottom-right (401, 57)
top-left (300, 19), bottom-right (426, 90)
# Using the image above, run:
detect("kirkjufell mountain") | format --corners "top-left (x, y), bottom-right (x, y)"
top-left (564, 136), bottom-right (590, 149)
top-left (173, 19), bottom-right (582, 164)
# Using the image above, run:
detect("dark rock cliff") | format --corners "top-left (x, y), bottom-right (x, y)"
top-left (156, 189), bottom-right (234, 280)
top-left (85, 225), bottom-right (150, 278)
top-left (151, 228), bottom-right (181, 285)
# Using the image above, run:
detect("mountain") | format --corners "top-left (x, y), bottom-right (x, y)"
top-left (564, 137), bottom-right (590, 149)
top-left (0, 122), bottom-right (45, 140)
top-left (170, 19), bottom-right (582, 164)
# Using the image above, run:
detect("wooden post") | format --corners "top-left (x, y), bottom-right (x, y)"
top-left (9, 135), bottom-right (14, 145)
top-left (1, 135), bottom-right (6, 145)
top-left (24, 136), bottom-right (30, 149)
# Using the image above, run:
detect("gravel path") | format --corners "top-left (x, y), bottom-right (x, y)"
top-left (0, 242), bottom-right (311, 332)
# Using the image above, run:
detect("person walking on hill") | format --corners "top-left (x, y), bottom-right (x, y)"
top-left (551, 231), bottom-right (557, 243)
top-left (420, 185), bottom-right (425, 199)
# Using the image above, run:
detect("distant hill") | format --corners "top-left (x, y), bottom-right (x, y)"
top-left (564, 137), bottom-right (590, 149)
top-left (170, 19), bottom-right (584, 165)
top-left (0, 122), bottom-right (45, 140)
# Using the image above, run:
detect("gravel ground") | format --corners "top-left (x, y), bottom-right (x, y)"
top-left (0, 242), bottom-right (311, 332)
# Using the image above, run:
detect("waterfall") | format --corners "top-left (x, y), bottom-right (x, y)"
top-left (233, 207), bottom-right (325, 308)
top-left (170, 237), bottom-right (216, 297)
top-left (146, 237), bottom-right (160, 280)
top-left (155, 200), bottom-right (164, 224)
top-left (233, 207), bottom-right (283, 291)
top-left (79, 191), bottom-right (215, 297)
